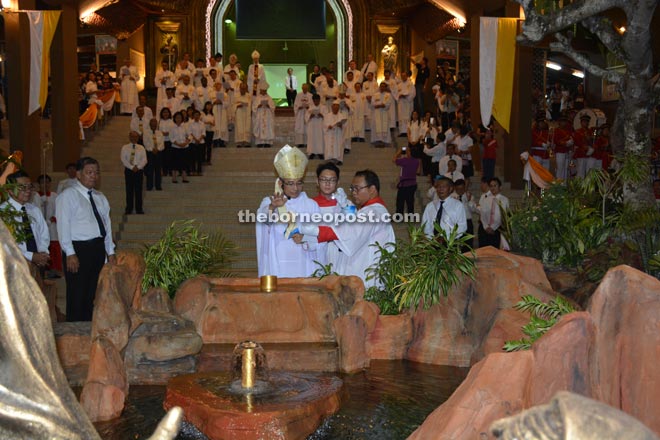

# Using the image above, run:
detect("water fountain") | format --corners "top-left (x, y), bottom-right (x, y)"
top-left (164, 340), bottom-right (343, 440)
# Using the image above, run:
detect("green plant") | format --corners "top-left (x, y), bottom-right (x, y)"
top-left (141, 220), bottom-right (237, 297)
top-left (311, 261), bottom-right (338, 279)
top-left (365, 225), bottom-right (476, 313)
top-left (503, 295), bottom-right (576, 352)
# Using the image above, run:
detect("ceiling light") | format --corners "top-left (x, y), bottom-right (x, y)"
top-left (224, 18), bottom-right (232, 24)
top-left (572, 70), bottom-right (584, 78)
top-left (545, 61), bottom-right (562, 71)
top-left (618, 26), bottom-right (626, 34)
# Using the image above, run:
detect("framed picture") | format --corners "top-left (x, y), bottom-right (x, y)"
top-left (435, 39), bottom-right (459, 77)
top-left (95, 35), bottom-right (117, 55)
top-left (601, 67), bottom-right (625, 102)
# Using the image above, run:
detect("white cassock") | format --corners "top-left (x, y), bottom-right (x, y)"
top-left (305, 104), bottom-right (325, 156)
top-left (362, 80), bottom-right (377, 130)
top-left (383, 80), bottom-right (398, 129)
top-left (323, 111), bottom-right (347, 162)
top-left (233, 94), bottom-right (252, 144)
top-left (256, 192), bottom-right (321, 278)
top-left (224, 78), bottom-right (242, 123)
top-left (343, 69), bottom-right (362, 84)
top-left (320, 82), bottom-right (339, 110)
top-left (349, 92), bottom-right (366, 139)
top-left (175, 64), bottom-right (195, 82)
top-left (212, 88), bottom-right (228, 141)
top-left (176, 84), bottom-right (196, 110)
top-left (246, 63), bottom-right (267, 94)
top-left (396, 79), bottom-right (416, 135)
top-left (343, 80), bottom-right (357, 97)
top-left (195, 86), bottom-right (214, 111)
top-left (223, 64), bottom-right (240, 81)
top-left (338, 98), bottom-right (352, 151)
top-left (119, 64), bottom-right (140, 114)
top-left (360, 60), bottom-right (378, 78)
top-left (370, 92), bottom-right (392, 144)
top-left (192, 67), bottom-right (207, 87)
top-left (252, 94), bottom-right (275, 144)
top-left (323, 200), bottom-right (395, 289)
top-left (294, 92), bottom-right (312, 145)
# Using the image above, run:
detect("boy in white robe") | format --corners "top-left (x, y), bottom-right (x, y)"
top-left (252, 85), bottom-right (275, 147)
top-left (323, 102), bottom-right (347, 165)
top-left (256, 145), bottom-right (320, 278)
top-left (233, 83), bottom-right (252, 147)
top-left (396, 70), bottom-right (416, 136)
top-left (294, 83), bottom-right (312, 147)
top-left (362, 72), bottom-right (377, 131)
top-left (305, 94), bottom-right (325, 159)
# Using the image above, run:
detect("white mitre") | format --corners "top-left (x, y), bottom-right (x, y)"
top-left (274, 144), bottom-right (308, 180)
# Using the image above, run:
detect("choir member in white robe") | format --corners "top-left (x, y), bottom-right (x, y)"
top-left (192, 59), bottom-right (207, 87)
top-left (205, 56), bottom-right (223, 81)
top-left (119, 59), bottom-right (140, 114)
top-left (343, 60), bottom-right (362, 84)
top-left (294, 83), bottom-right (312, 147)
top-left (323, 103), bottom-right (348, 164)
top-left (212, 82), bottom-right (228, 145)
top-left (233, 83), bottom-right (252, 147)
top-left (337, 91), bottom-right (352, 152)
top-left (396, 70), bottom-right (416, 135)
top-left (252, 86), bottom-right (275, 147)
top-left (195, 76), bottom-right (214, 111)
top-left (305, 94), bottom-right (325, 158)
top-left (298, 170), bottom-right (395, 289)
top-left (174, 59), bottom-right (195, 82)
top-left (362, 72), bottom-right (377, 131)
top-left (163, 87), bottom-right (181, 115)
top-left (176, 75), bottom-right (196, 110)
top-left (223, 54), bottom-right (240, 81)
top-left (382, 70), bottom-right (398, 130)
top-left (246, 50), bottom-right (267, 95)
top-left (370, 83), bottom-right (393, 146)
top-left (224, 70), bottom-right (241, 124)
top-left (320, 77), bottom-right (339, 111)
top-left (257, 146), bottom-right (320, 278)
top-left (343, 71), bottom-right (357, 97)
top-left (349, 82), bottom-right (366, 141)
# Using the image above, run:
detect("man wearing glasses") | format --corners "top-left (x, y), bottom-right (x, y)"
top-left (256, 145), bottom-right (320, 278)
top-left (1, 171), bottom-right (51, 268)
top-left (297, 169), bottom-right (395, 289)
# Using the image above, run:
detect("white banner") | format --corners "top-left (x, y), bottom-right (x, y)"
top-left (479, 17), bottom-right (498, 127)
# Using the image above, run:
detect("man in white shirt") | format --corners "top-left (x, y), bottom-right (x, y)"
top-left (478, 177), bottom-right (509, 249)
top-left (285, 67), bottom-right (298, 107)
top-left (195, 76), bottom-right (214, 112)
top-left (361, 54), bottom-right (377, 79)
top-left (120, 131), bottom-right (148, 214)
top-left (422, 177), bottom-right (466, 239)
top-left (1, 171), bottom-right (51, 268)
top-left (155, 61), bottom-right (175, 115)
top-left (143, 118), bottom-right (164, 191)
top-left (56, 163), bottom-right (78, 194)
top-left (443, 159), bottom-right (465, 182)
top-left (453, 179), bottom-right (477, 249)
top-left (323, 102), bottom-right (347, 165)
top-left (305, 94), bottom-right (325, 159)
top-left (343, 59), bottom-right (362, 84)
top-left (130, 105), bottom-right (148, 142)
top-left (56, 157), bottom-right (116, 321)
top-left (437, 143), bottom-right (463, 175)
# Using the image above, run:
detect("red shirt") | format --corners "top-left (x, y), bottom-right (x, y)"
top-left (483, 139), bottom-right (497, 160)
top-left (553, 127), bottom-right (573, 154)
top-left (573, 127), bottom-right (594, 159)
top-left (531, 128), bottom-right (549, 159)
top-left (313, 194), bottom-right (338, 208)
top-left (593, 135), bottom-right (609, 161)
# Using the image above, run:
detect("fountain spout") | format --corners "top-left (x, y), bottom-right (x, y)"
top-left (240, 341), bottom-right (256, 389)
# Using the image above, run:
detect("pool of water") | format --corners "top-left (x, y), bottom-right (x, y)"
top-left (94, 360), bottom-right (467, 440)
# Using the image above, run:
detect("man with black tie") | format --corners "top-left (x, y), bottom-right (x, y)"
top-left (285, 68), bottom-right (298, 107)
top-left (1, 171), bottom-right (51, 268)
top-left (421, 176), bottom-right (466, 239)
top-left (121, 131), bottom-right (148, 214)
top-left (56, 157), bottom-right (116, 321)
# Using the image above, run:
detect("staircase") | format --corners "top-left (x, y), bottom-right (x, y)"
top-left (79, 115), bottom-right (522, 277)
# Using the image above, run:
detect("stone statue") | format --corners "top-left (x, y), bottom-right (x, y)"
top-left (491, 391), bottom-right (659, 440)
top-left (0, 221), bottom-right (183, 439)
top-left (381, 35), bottom-right (398, 74)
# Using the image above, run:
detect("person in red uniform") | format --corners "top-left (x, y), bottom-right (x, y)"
top-left (593, 124), bottom-right (610, 171)
top-left (573, 114), bottom-right (594, 178)
top-left (481, 129), bottom-right (497, 181)
top-left (552, 116), bottom-right (574, 180)
top-left (531, 116), bottom-right (550, 170)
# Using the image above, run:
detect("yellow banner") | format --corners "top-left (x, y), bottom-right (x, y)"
top-left (492, 18), bottom-right (517, 133)
top-left (39, 11), bottom-right (61, 112)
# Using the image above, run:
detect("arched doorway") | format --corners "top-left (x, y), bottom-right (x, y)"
top-left (204, 0), bottom-right (353, 76)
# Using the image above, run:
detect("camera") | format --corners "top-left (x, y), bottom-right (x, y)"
top-left (402, 146), bottom-right (407, 152)
top-left (430, 117), bottom-right (435, 125)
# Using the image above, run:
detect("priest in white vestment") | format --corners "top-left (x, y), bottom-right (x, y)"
top-left (224, 70), bottom-right (241, 124)
top-left (233, 83), bottom-right (252, 147)
top-left (212, 82), bottom-right (228, 145)
top-left (323, 102), bottom-right (348, 164)
top-left (294, 83), bottom-right (312, 147)
top-left (154, 61), bottom-right (175, 115)
top-left (297, 169), bottom-right (395, 289)
top-left (256, 145), bottom-right (321, 278)
top-left (382, 70), bottom-right (398, 130)
top-left (396, 70), bottom-right (416, 135)
top-left (119, 59), bottom-right (140, 114)
top-left (305, 94), bottom-right (325, 158)
top-left (349, 82), bottom-right (366, 141)
top-left (252, 84), bottom-right (275, 147)
top-left (247, 50), bottom-right (267, 95)
top-left (370, 82), bottom-right (392, 146)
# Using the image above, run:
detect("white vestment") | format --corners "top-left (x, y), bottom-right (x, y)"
top-left (252, 94), bottom-right (275, 144)
top-left (396, 79), bottom-right (416, 134)
top-left (323, 111), bottom-right (347, 162)
top-left (233, 93), bottom-right (252, 144)
top-left (176, 84), bottom-right (196, 110)
top-left (305, 104), bottom-right (325, 155)
top-left (224, 77), bottom-right (242, 123)
top-left (349, 92), bottom-right (366, 139)
top-left (383, 79), bottom-right (398, 129)
top-left (246, 63), bottom-right (267, 94)
top-left (256, 192), bottom-right (321, 278)
top-left (119, 64), bottom-right (139, 113)
top-left (195, 85), bottom-right (214, 111)
top-left (212, 89), bottom-right (228, 141)
top-left (370, 92), bottom-right (392, 144)
top-left (294, 92), bottom-right (312, 145)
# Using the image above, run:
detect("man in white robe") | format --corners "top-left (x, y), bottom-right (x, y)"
top-left (223, 70), bottom-right (241, 124)
top-left (320, 77), bottom-right (339, 111)
top-left (370, 82), bottom-right (392, 146)
top-left (305, 94), bottom-right (325, 159)
top-left (298, 169), bottom-right (395, 289)
top-left (174, 57), bottom-right (195, 82)
top-left (360, 54), bottom-right (378, 79)
top-left (349, 82), bottom-right (366, 142)
top-left (247, 50), bottom-right (267, 96)
top-left (256, 146), bottom-right (320, 278)
top-left (119, 59), bottom-right (140, 114)
top-left (294, 83), bottom-right (312, 147)
top-left (362, 72), bottom-right (377, 131)
top-left (343, 59), bottom-right (362, 84)
top-left (337, 90), bottom-right (352, 153)
top-left (233, 82), bottom-right (252, 147)
top-left (396, 70), bottom-right (416, 135)
top-left (382, 70), bottom-right (398, 131)
top-left (343, 71), bottom-right (357, 98)
top-left (195, 76), bottom-right (214, 111)
top-left (175, 74), bottom-right (196, 110)
top-left (323, 102), bottom-right (347, 164)
top-left (154, 61), bottom-right (175, 115)
top-left (252, 85), bottom-right (275, 147)
top-left (212, 82), bottom-right (229, 145)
